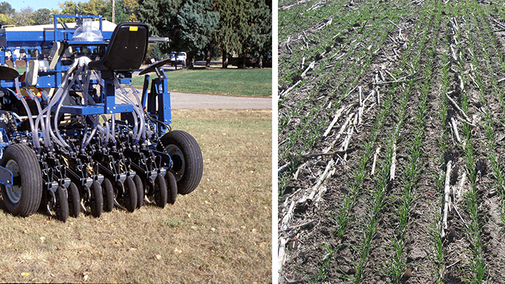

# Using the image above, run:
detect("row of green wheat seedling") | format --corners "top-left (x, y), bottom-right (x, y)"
top-left (387, 1), bottom-right (444, 281)
top-left (351, 2), bottom-right (437, 281)
top-left (279, 3), bottom-right (403, 187)
top-left (466, 0), bottom-right (505, 224)
top-left (450, 5), bottom-right (485, 281)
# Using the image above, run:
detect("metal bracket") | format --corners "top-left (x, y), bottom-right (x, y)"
top-left (0, 165), bottom-right (13, 187)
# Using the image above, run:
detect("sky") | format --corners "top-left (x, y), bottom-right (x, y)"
top-left (9, 0), bottom-right (62, 12)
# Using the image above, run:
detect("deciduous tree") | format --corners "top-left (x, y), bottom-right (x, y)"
top-left (32, 8), bottom-right (53, 25)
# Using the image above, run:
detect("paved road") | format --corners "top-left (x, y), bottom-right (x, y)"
top-left (170, 92), bottom-right (272, 109)
top-left (138, 61), bottom-right (272, 109)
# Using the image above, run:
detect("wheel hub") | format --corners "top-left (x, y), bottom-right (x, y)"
top-left (165, 144), bottom-right (185, 181)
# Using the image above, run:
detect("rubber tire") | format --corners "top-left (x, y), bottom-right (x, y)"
top-left (124, 177), bottom-right (137, 213)
top-left (133, 175), bottom-right (144, 209)
top-left (67, 182), bottom-right (80, 218)
top-left (160, 130), bottom-right (203, 195)
top-left (154, 174), bottom-right (167, 208)
top-left (0, 144), bottom-right (42, 217)
top-left (55, 186), bottom-right (69, 222)
top-left (90, 181), bottom-right (103, 218)
top-left (102, 178), bottom-right (114, 212)
top-left (165, 171), bottom-right (177, 205)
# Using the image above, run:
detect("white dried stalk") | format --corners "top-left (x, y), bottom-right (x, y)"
top-left (308, 159), bottom-right (336, 200)
top-left (278, 161), bottom-right (291, 173)
top-left (362, 89), bottom-right (375, 106)
top-left (278, 237), bottom-right (287, 271)
top-left (301, 61), bottom-right (315, 78)
top-left (280, 80), bottom-right (302, 97)
top-left (458, 74), bottom-right (465, 91)
top-left (446, 93), bottom-right (474, 125)
top-left (344, 85), bottom-right (358, 99)
top-left (293, 161), bottom-right (308, 180)
top-left (371, 147), bottom-right (381, 175)
top-left (390, 143), bottom-right (397, 181)
top-left (281, 200), bottom-right (296, 230)
top-left (324, 112), bottom-right (355, 153)
top-left (286, 36), bottom-right (292, 53)
top-left (341, 126), bottom-right (354, 161)
top-left (358, 105), bottom-right (364, 125)
top-left (323, 105), bottom-right (347, 137)
top-left (453, 204), bottom-right (469, 229)
top-left (376, 88), bottom-right (380, 106)
top-left (442, 160), bottom-right (453, 238)
top-left (457, 171), bottom-right (467, 201)
top-left (450, 44), bottom-right (458, 61)
top-left (451, 117), bottom-right (462, 144)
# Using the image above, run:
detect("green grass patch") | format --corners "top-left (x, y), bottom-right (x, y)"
top-left (132, 68), bottom-right (272, 97)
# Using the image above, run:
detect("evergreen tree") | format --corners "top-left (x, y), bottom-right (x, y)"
top-left (245, 0), bottom-right (271, 68)
top-left (177, 0), bottom-right (219, 68)
top-left (0, 2), bottom-right (14, 17)
top-left (215, 0), bottom-right (249, 68)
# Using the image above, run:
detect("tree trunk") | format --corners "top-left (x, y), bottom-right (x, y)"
top-left (259, 57), bottom-right (263, 69)
top-left (222, 51), bottom-right (228, 68)
top-left (187, 55), bottom-right (195, 69)
top-left (240, 56), bottom-right (246, 69)
top-left (205, 46), bottom-right (211, 68)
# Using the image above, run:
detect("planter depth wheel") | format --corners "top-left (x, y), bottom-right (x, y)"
top-left (160, 130), bottom-right (203, 195)
top-left (102, 178), bottom-right (114, 212)
top-left (0, 144), bottom-right (42, 217)
top-left (165, 171), bottom-right (177, 205)
top-left (67, 182), bottom-right (80, 218)
top-left (124, 177), bottom-right (137, 212)
top-left (133, 175), bottom-right (144, 209)
top-left (55, 186), bottom-right (69, 222)
top-left (90, 181), bottom-right (103, 218)
top-left (154, 174), bottom-right (167, 208)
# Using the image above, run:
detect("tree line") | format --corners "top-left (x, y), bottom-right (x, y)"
top-left (0, 0), bottom-right (272, 69)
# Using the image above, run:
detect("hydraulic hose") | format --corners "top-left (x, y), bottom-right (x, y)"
top-left (14, 78), bottom-right (39, 149)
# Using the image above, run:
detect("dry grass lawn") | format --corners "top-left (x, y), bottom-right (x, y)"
top-left (0, 109), bottom-right (272, 283)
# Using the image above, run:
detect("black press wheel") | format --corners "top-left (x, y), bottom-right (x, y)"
top-left (0, 144), bottom-right (42, 217)
top-left (160, 130), bottom-right (203, 195)
top-left (55, 186), bottom-right (69, 222)
top-left (124, 177), bottom-right (137, 212)
top-left (102, 178), bottom-right (114, 212)
top-left (67, 182), bottom-right (80, 218)
top-left (133, 175), bottom-right (144, 209)
top-left (154, 174), bottom-right (167, 208)
top-left (90, 181), bottom-right (103, 218)
top-left (165, 171), bottom-right (177, 205)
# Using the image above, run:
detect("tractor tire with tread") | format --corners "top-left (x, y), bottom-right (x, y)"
top-left (160, 130), bottom-right (203, 195)
top-left (0, 144), bottom-right (43, 217)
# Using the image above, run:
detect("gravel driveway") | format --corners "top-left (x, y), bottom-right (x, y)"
top-left (170, 92), bottom-right (272, 109)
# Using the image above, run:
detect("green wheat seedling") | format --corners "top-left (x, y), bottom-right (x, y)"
top-left (455, 7), bottom-right (486, 279)
top-left (464, 0), bottom-right (505, 224)
top-left (351, 2), bottom-right (437, 281)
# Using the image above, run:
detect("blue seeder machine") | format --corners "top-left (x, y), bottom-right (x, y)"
top-left (0, 15), bottom-right (203, 221)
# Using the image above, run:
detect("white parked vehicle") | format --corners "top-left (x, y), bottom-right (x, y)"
top-left (170, 52), bottom-right (186, 67)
